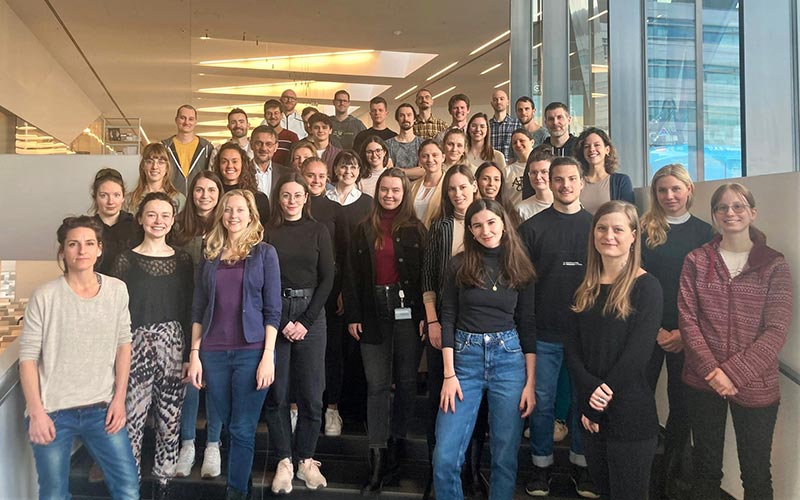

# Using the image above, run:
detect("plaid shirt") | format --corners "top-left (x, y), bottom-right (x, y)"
top-left (414, 114), bottom-right (449, 139)
top-left (490, 114), bottom-right (521, 163)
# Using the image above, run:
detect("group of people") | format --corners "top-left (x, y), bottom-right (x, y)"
top-left (18, 86), bottom-right (792, 500)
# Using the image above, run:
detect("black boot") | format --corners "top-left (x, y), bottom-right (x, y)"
top-left (154, 480), bottom-right (173, 500)
top-left (386, 437), bottom-right (404, 478)
top-left (362, 447), bottom-right (388, 495)
top-left (422, 465), bottom-right (434, 500)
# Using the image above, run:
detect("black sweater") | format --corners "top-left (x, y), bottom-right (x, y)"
top-left (641, 216), bottom-right (713, 330)
top-left (440, 247), bottom-right (536, 354)
top-left (94, 212), bottom-right (139, 276)
top-left (565, 273), bottom-right (663, 441)
top-left (519, 206), bottom-right (593, 343)
top-left (309, 194), bottom-right (348, 297)
top-left (265, 217), bottom-right (334, 329)
top-left (111, 248), bottom-right (194, 361)
top-left (339, 194), bottom-right (373, 239)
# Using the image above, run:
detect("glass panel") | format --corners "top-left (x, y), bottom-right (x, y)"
top-left (701, 0), bottom-right (742, 180)
top-left (569, 0), bottom-right (610, 131)
top-left (646, 0), bottom-right (699, 179)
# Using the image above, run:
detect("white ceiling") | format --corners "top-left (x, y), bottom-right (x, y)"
top-left (7, 0), bottom-right (512, 144)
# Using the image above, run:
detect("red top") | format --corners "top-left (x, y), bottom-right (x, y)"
top-left (374, 210), bottom-right (400, 285)
top-left (678, 232), bottom-right (793, 407)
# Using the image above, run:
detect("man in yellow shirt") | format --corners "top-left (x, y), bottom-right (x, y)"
top-left (161, 104), bottom-right (214, 195)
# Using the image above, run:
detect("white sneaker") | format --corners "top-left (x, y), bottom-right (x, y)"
top-left (324, 408), bottom-right (342, 436)
top-left (272, 457), bottom-right (294, 494)
top-left (297, 459), bottom-right (327, 490)
top-left (201, 443), bottom-right (221, 478)
top-left (524, 426), bottom-right (530, 438)
top-left (175, 441), bottom-right (195, 477)
top-left (290, 408), bottom-right (298, 434)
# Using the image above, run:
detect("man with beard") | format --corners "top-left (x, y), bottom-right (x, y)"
top-left (522, 102), bottom-right (578, 199)
top-left (516, 96), bottom-right (548, 147)
top-left (413, 88), bottom-right (448, 140)
top-left (330, 90), bottom-right (365, 150)
top-left (221, 108), bottom-right (252, 159)
top-left (250, 125), bottom-right (292, 197)
top-left (280, 89), bottom-right (307, 139)
top-left (263, 99), bottom-right (299, 166)
top-left (489, 89), bottom-right (521, 163)
top-left (385, 103), bottom-right (423, 179)
top-left (518, 157), bottom-right (599, 499)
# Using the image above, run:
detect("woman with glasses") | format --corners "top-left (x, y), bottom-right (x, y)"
top-left (679, 184), bottom-right (792, 500)
top-left (575, 128), bottom-right (634, 215)
top-left (465, 113), bottom-right (506, 174)
top-left (127, 143), bottom-right (187, 214)
top-left (359, 136), bottom-right (390, 198)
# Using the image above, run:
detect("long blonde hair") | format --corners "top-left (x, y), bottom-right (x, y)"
top-left (204, 190), bottom-right (264, 263)
top-left (573, 201), bottom-right (642, 319)
top-left (641, 164), bottom-right (694, 249)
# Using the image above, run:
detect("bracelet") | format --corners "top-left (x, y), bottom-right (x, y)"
top-left (427, 319), bottom-right (439, 325)
top-left (190, 348), bottom-right (200, 352)
top-left (444, 373), bottom-right (456, 380)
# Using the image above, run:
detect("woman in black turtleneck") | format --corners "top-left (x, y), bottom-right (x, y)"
top-left (432, 198), bottom-right (536, 500)
top-left (214, 143), bottom-right (270, 228)
top-left (264, 172), bottom-right (334, 493)
top-left (343, 168), bottom-right (427, 495)
top-left (90, 168), bottom-right (139, 275)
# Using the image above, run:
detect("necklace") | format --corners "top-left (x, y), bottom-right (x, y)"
top-left (488, 270), bottom-right (501, 292)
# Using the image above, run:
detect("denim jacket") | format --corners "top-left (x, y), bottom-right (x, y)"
top-left (191, 242), bottom-right (282, 344)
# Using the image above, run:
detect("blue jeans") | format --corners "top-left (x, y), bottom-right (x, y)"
top-left (201, 349), bottom-right (269, 495)
top-left (28, 405), bottom-right (139, 500)
top-left (529, 340), bottom-right (585, 467)
top-left (180, 384), bottom-right (222, 443)
top-left (433, 329), bottom-right (526, 500)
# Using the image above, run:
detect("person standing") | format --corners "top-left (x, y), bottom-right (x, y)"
top-left (358, 136), bottom-right (390, 199)
top-left (567, 201), bottom-right (663, 500)
top-left (214, 142), bottom-right (271, 228)
top-left (353, 97), bottom-right (398, 153)
top-left (20, 216), bottom-right (139, 500)
top-left (433, 199), bottom-right (536, 500)
top-left (679, 184), bottom-right (792, 500)
top-left (280, 89), bottom-right (308, 140)
top-left (434, 94), bottom-right (471, 144)
top-left (413, 88), bottom-right (448, 140)
top-left (127, 143), bottom-right (187, 213)
top-left (187, 189), bottom-right (281, 500)
top-left (309, 113), bottom-right (343, 175)
top-left (344, 169), bottom-right (427, 495)
top-left (90, 168), bottom-right (138, 276)
top-left (386, 103), bottom-right (424, 178)
top-left (409, 140), bottom-right (446, 227)
top-left (265, 173), bottom-right (335, 493)
top-left (521, 102), bottom-right (577, 200)
top-left (162, 104), bottom-right (215, 196)
top-left (505, 129), bottom-right (534, 207)
top-left (516, 146), bottom-right (554, 222)
top-left (489, 89), bottom-right (522, 163)
top-left (111, 192), bottom-right (194, 497)
top-left (219, 108), bottom-right (253, 159)
top-left (465, 113), bottom-right (506, 174)
top-left (520, 157), bottom-right (597, 499)
top-left (516, 96), bottom-right (548, 146)
top-left (575, 127), bottom-right (634, 214)
top-left (330, 90), bottom-right (366, 150)
top-left (263, 99), bottom-right (299, 166)
top-left (640, 164), bottom-right (713, 498)
top-left (250, 125), bottom-right (293, 197)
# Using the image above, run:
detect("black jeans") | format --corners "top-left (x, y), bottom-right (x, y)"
top-left (646, 346), bottom-right (692, 491)
top-left (686, 387), bottom-right (779, 500)
top-left (264, 296), bottom-right (327, 460)
top-left (360, 285), bottom-right (422, 447)
top-left (583, 433), bottom-right (658, 500)
top-left (324, 299), bottom-right (346, 406)
top-left (425, 342), bottom-right (444, 457)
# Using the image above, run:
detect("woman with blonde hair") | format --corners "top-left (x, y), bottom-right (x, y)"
top-left (409, 140), bottom-right (446, 227)
top-left (127, 143), bottom-right (186, 213)
top-left (187, 189), bottom-right (281, 500)
top-left (567, 201), bottom-right (663, 500)
top-left (679, 183), bottom-right (792, 500)
top-left (640, 164), bottom-right (713, 497)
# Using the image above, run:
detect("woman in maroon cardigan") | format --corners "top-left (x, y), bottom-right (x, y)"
top-left (678, 183), bottom-right (793, 500)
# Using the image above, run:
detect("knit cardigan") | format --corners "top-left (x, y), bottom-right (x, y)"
top-left (678, 232), bottom-right (793, 407)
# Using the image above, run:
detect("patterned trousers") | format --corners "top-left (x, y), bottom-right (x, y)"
top-left (126, 321), bottom-right (185, 480)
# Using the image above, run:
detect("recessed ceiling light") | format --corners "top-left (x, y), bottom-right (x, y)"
top-left (480, 63), bottom-right (503, 75)
top-left (432, 86), bottom-right (456, 100)
top-left (395, 85), bottom-right (418, 100)
top-left (427, 61), bottom-right (459, 81)
top-left (201, 50), bottom-right (373, 65)
top-left (200, 30), bottom-right (210, 40)
top-left (469, 30), bottom-right (511, 56)
top-left (493, 80), bottom-right (510, 89)
top-left (393, 29), bottom-right (403, 36)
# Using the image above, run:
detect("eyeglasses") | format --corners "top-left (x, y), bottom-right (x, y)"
top-left (144, 158), bottom-right (168, 167)
top-left (365, 149), bottom-right (385, 156)
top-left (714, 203), bottom-right (750, 214)
top-left (281, 96), bottom-right (297, 101)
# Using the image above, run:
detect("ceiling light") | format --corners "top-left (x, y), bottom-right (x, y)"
top-left (393, 29), bottom-right (403, 36)
top-left (480, 63), bottom-right (503, 75)
top-left (591, 64), bottom-right (609, 73)
top-left (432, 86), bottom-right (456, 100)
top-left (200, 50), bottom-right (373, 65)
top-left (532, 43), bottom-right (542, 50)
top-left (200, 30), bottom-right (210, 40)
top-left (426, 62), bottom-right (459, 81)
top-left (494, 80), bottom-right (510, 89)
top-left (469, 30), bottom-right (511, 56)
top-left (394, 85), bottom-right (418, 100)
top-left (588, 10), bottom-right (608, 22)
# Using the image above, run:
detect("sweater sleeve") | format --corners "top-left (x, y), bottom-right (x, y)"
top-left (191, 258), bottom-right (210, 325)
top-left (422, 221), bottom-right (442, 297)
top-left (611, 173), bottom-right (636, 205)
top-left (720, 258), bottom-right (793, 388)
top-left (178, 251), bottom-right (194, 361)
top-left (297, 225), bottom-right (335, 329)
top-left (564, 311), bottom-right (604, 422)
top-left (261, 244), bottom-right (282, 330)
top-left (115, 284), bottom-right (133, 347)
top-left (515, 279), bottom-right (537, 354)
top-left (343, 226), bottom-right (365, 325)
top-left (678, 252), bottom-right (720, 378)
top-left (19, 289), bottom-right (45, 362)
top-left (604, 276), bottom-right (663, 391)
top-left (439, 258), bottom-right (460, 349)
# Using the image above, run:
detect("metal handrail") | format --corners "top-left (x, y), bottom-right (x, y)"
top-left (779, 361), bottom-right (800, 386)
